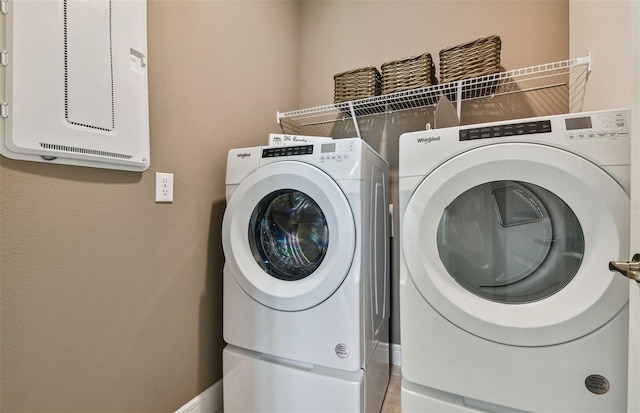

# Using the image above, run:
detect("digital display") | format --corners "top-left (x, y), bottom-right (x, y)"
top-left (565, 116), bottom-right (592, 130)
top-left (321, 143), bottom-right (336, 153)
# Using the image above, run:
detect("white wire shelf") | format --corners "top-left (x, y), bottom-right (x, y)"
top-left (277, 55), bottom-right (591, 137)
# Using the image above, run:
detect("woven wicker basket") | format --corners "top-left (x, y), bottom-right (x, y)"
top-left (439, 35), bottom-right (502, 84)
top-left (381, 52), bottom-right (437, 95)
top-left (334, 66), bottom-right (382, 103)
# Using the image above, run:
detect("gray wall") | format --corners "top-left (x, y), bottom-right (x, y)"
top-left (0, 1), bottom-right (298, 411)
top-left (1, 1), bottom-right (576, 411)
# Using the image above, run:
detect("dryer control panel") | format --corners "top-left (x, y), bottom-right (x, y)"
top-left (563, 111), bottom-right (629, 140)
top-left (458, 110), bottom-right (629, 142)
top-left (460, 120), bottom-right (551, 140)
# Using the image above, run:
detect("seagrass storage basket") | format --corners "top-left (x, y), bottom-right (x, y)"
top-left (333, 66), bottom-right (382, 103)
top-left (381, 52), bottom-right (437, 95)
top-left (439, 35), bottom-right (502, 84)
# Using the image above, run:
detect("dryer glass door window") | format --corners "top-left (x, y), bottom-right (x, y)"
top-left (437, 180), bottom-right (585, 303)
top-left (249, 189), bottom-right (329, 281)
top-left (401, 143), bottom-right (629, 345)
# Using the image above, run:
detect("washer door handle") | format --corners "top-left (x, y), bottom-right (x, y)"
top-left (609, 253), bottom-right (640, 282)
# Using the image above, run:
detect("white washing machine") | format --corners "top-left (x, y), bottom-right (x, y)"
top-left (398, 109), bottom-right (631, 412)
top-left (222, 138), bottom-right (390, 412)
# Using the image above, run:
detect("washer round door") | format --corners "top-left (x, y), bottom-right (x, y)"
top-left (222, 161), bottom-right (356, 312)
top-left (402, 143), bottom-right (630, 346)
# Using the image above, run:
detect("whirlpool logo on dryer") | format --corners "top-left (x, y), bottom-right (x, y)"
top-left (417, 136), bottom-right (441, 144)
top-left (236, 153), bottom-right (252, 159)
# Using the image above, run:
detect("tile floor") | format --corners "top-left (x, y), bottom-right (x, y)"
top-left (381, 365), bottom-right (402, 413)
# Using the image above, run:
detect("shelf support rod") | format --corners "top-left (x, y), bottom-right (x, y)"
top-left (456, 80), bottom-right (463, 120)
top-left (348, 102), bottom-right (362, 139)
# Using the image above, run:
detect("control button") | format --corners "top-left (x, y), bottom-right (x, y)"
top-left (262, 145), bottom-right (314, 158)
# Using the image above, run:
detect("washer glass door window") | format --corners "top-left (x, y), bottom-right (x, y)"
top-left (437, 180), bottom-right (585, 303)
top-left (250, 189), bottom-right (329, 281)
top-left (222, 161), bottom-right (356, 312)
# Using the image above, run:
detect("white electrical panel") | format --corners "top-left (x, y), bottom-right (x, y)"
top-left (0, 0), bottom-right (150, 171)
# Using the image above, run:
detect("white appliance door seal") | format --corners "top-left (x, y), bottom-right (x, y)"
top-left (402, 142), bottom-right (629, 346)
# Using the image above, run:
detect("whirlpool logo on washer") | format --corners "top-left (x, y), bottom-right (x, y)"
top-left (236, 153), bottom-right (252, 159)
top-left (417, 136), bottom-right (441, 144)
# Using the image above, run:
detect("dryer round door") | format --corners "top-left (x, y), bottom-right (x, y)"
top-left (222, 161), bottom-right (356, 312)
top-left (402, 143), bottom-right (630, 346)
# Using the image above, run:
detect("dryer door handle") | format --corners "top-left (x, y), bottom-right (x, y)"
top-left (609, 254), bottom-right (640, 282)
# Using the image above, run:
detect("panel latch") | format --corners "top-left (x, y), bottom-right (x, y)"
top-left (609, 253), bottom-right (640, 282)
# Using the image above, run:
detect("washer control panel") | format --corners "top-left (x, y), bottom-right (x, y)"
top-left (262, 144), bottom-right (313, 158)
top-left (319, 140), bottom-right (356, 162)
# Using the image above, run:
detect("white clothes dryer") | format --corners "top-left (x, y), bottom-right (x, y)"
top-left (222, 138), bottom-right (390, 412)
top-left (399, 109), bottom-right (631, 412)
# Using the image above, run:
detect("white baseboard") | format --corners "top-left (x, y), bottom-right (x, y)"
top-left (175, 379), bottom-right (223, 413)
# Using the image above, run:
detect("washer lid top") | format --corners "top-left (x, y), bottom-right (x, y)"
top-left (402, 143), bottom-right (629, 346)
top-left (223, 161), bottom-right (356, 312)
